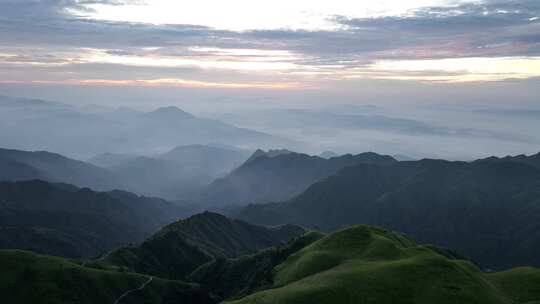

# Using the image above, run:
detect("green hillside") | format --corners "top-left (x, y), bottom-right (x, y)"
top-left (228, 226), bottom-right (540, 304)
top-left (190, 231), bottom-right (325, 300)
top-left (100, 212), bottom-right (305, 280)
top-left (0, 250), bottom-right (214, 304)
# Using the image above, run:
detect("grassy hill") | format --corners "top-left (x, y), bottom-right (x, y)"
top-left (228, 226), bottom-right (540, 304)
top-left (99, 212), bottom-right (305, 280)
top-left (0, 250), bottom-right (215, 304)
top-left (190, 231), bottom-right (325, 300)
top-left (1, 223), bottom-right (538, 304)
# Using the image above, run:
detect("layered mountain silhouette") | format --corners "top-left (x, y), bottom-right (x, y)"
top-left (0, 145), bottom-right (250, 200)
top-left (1, 214), bottom-right (539, 303)
top-left (101, 145), bottom-right (250, 200)
top-left (196, 150), bottom-right (397, 207)
top-left (236, 154), bottom-right (540, 269)
top-left (99, 211), bottom-right (305, 280)
top-left (0, 96), bottom-right (300, 158)
top-left (0, 148), bottom-right (122, 191)
top-left (0, 180), bottom-right (190, 258)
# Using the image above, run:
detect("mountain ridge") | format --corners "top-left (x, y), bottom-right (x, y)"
top-left (235, 154), bottom-right (540, 269)
top-left (196, 151), bottom-right (397, 207)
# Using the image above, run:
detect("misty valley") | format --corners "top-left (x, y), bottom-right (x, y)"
top-left (2, 0), bottom-right (540, 302)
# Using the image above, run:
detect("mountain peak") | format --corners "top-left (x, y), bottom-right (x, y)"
top-left (145, 106), bottom-right (195, 120)
top-left (246, 148), bottom-right (293, 163)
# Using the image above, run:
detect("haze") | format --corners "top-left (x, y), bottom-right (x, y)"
top-left (1, 0), bottom-right (539, 159)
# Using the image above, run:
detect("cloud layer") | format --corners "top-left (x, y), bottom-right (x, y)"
top-left (1, 0), bottom-right (540, 85)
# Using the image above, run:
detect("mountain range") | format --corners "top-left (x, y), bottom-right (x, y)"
top-left (0, 147), bottom-right (123, 191)
top-left (91, 144), bottom-right (251, 200)
top-left (236, 153), bottom-right (540, 269)
top-left (195, 150), bottom-right (397, 207)
top-left (0, 145), bottom-right (251, 200)
top-left (0, 95), bottom-right (300, 159)
top-left (0, 180), bottom-right (190, 258)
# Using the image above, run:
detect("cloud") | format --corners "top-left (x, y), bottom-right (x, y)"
top-left (1, 0), bottom-right (540, 84)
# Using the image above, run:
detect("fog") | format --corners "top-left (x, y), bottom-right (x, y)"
top-left (1, 78), bottom-right (538, 160)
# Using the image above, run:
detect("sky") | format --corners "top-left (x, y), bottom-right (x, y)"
top-left (0, 0), bottom-right (539, 158)
top-left (1, 0), bottom-right (540, 88)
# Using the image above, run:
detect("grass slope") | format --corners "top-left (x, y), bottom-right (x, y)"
top-left (228, 226), bottom-right (540, 304)
top-left (100, 212), bottom-right (305, 280)
top-left (190, 231), bottom-right (325, 300)
top-left (0, 250), bottom-right (214, 304)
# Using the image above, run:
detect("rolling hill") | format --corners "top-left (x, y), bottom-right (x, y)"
top-left (0, 250), bottom-right (215, 304)
top-left (227, 226), bottom-right (540, 304)
top-left (196, 151), bottom-right (396, 207)
top-left (236, 156), bottom-right (540, 269)
top-left (1, 223), bottom-right (538, 303)
top-left (99, 212), bottom-right (305, 280)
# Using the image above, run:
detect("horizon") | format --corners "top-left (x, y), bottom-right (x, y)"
top-left (1, 1), bottom-right (539, 160)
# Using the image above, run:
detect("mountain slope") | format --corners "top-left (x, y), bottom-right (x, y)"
top-left (106, 145), bottom-right (250, 200)
top-left (236, 157), bottom-right (540, 269)
top-left (197, 151), bottom-right (396, 207)
top-left (0, 157), bottom-right (49, 181)
top-left (478, 152), bottom-right (540, 169)
top-left (0, 180), bottom-right (190, 258)
top-left (228, 226), bottom-right (540, 304)
top-left (190, 231), bottom-right (325, 300)
top-left (0, 250), bottom-right (215, 304)
top-left (0, 148), bottom-right (122, 191)
top-left (101, 212), bottom-right (305, 280)
top-left (0, 95), bottom-right (301, 159)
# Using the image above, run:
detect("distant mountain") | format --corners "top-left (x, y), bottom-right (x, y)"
top-left (87, 152), bottom-right (137, 168)
top-left (0, 94), bottom-right (69, 108)
top-left (226, 226), bottom-right (540, 304)
top-left (142, 106), bottom-right (195, 121)
top-left (392, 153), bottom-right (416, 161)
top-left (236, 155), bottom-right (540, 269)
top-left (103, 144), bottom-right (250, 200)
top-left (478, 152), bottom-right (540, 169)
top-left (159, 144), bottom-right (250, 176)
top-left (0, 148), bottom-right (123, 191)
top-left (319, 151), bottom-right (339, 159)
top-left (0, 157), bottom-right (49, 181)
top-left (244, 149), bottom-right (293, 163)
top-left (100, 212), bottom-right (305, 280)
top-left (0, 180), bottom-right (191, 258)
top-left (0, 95), bottom-right (301, 159)
top-left (196, 151), bottom-right (397, 207)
